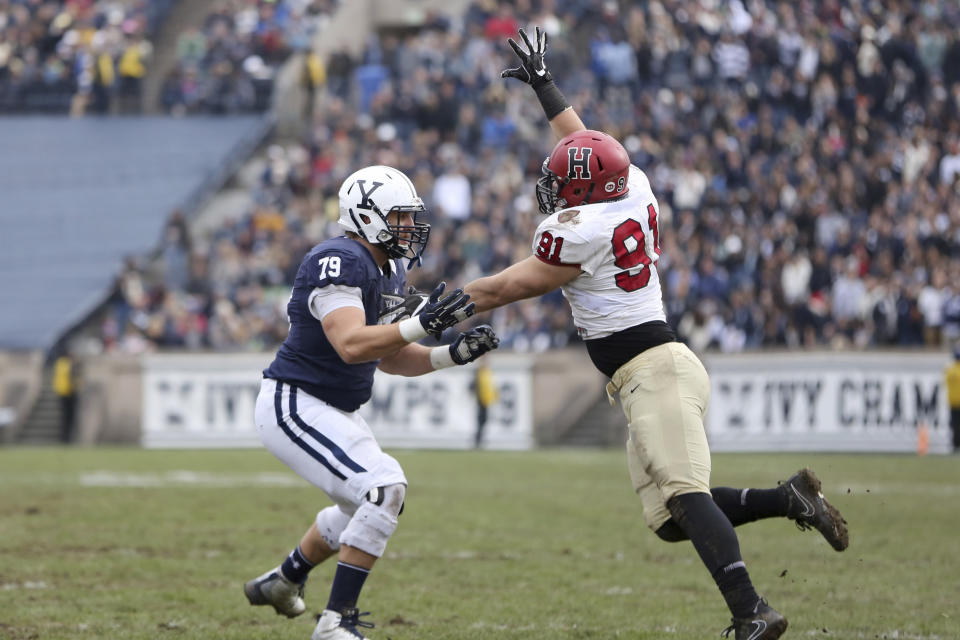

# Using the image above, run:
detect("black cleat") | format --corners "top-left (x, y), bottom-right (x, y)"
top-left (722, 599), bottom-right (788, 640)
top-left (781, 467), bottom-right (849, 551)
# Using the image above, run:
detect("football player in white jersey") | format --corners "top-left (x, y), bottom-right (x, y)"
top-left (463, 27), bottom-right (849, 640)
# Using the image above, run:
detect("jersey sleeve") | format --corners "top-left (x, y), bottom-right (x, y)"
top-left (532, 214), bottom-right (602, 275)
top-left (308, 284), bottom-right (364, 321)
top-left (304, 246), bottom-right (368, 289)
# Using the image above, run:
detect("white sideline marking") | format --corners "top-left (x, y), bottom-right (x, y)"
top-left (384, 550), bottom-right (522, 561)
top-left (464, 624), bottom-right (943, 638)
top-left (802, 631), bottom-right (949, 639)
top-left (78, 471), bottom-right (303, 488)
top-left (469, 621), bottom-right (678, 634)
top-left (840, 483), bottom-right (960, 497)
top-left (1, 581), bottom-right (48, 590)
top-left (605, 586), bottom-right (633, 595)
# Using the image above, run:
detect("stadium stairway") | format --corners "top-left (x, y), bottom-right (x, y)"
top-left (555, 391), bottom-right (626, 448)
top-left (17, 372), bottom-right (62, 445)
top-left (142, 0), bottom-right (219, 114)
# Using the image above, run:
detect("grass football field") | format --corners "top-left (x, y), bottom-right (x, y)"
top-left (0, 447), bottom-right (957, 640)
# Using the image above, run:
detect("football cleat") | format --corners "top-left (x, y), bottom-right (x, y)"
top-left (781, 467), bottom-right (849, 551)
top-left (722, 599), bottom-right (788, 640)
top-left (243, 567), bottom-right (306, 618)
top-left (312, 608), bottom-right (375, 640)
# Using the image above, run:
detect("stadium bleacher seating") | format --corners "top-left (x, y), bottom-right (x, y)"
top-left (111, 0), bottom-right (960, 355)
top-left (4, 0), bottom-right (960, 357)
top-left (0, 115), bottom-right (270, 349)
top-left (0, 0), bottom-right (175, 114)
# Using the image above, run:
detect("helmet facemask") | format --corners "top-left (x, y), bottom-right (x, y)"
top-left (352, 201), bottom-right (431, 268)
top-left (535, 159), bottom-right (568, 215)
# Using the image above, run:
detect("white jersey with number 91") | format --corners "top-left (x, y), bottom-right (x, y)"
top-left (531, 164), bottom-right (665, 340)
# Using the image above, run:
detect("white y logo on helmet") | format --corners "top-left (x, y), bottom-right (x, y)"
top-left (354, 180), bottom-right (384, 210)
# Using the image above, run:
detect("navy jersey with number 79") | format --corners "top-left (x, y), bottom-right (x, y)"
top-left (263, 236), bottom-right (406, 412)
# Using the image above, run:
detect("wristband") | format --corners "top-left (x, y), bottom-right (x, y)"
top-left (534, 80), bottom-right (571, 120)
top-left (429, 345), bottom-right (457, 370)
top-left (398, 316), bottom-right (428, 343)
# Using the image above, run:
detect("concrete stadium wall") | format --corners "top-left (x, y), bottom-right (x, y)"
top-left (68, 349), bottom-right (955, 452)
top-left (531, 349), bottom-right (607, 444)
top-left (71, 348), bottom-right (603, 446)
top-left (0, 351), bottom-right (44, 443)
top-left (75, 354), bottom-right (143, 445)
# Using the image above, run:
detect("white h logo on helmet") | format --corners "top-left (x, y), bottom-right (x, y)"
top-left (567, 147), bottom-right (592, 179)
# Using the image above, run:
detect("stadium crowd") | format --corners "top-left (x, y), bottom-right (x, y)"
top-left (159, 0), bottom-right (338, 115)
top-left (0, 0), bottom-right (336, 115)
top-left (100, 0), bottom-right (960, 354)
top-left (0, 0), bottom-right (171, 113)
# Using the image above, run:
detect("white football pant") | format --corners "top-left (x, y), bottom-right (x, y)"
top-left (255, 378), bottom-right (407, 510)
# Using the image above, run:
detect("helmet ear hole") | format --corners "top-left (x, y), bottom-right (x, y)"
top-left (359, 213), bottom-right (372, 225)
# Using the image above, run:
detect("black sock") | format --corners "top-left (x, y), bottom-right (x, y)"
top-left (667, 492), bottom-right (759, 618)
top-left (280, 546), bottom-right (315, 584)
top-left (715, 561), bottom-right (759, 619)
top-left (656, 486), bottom-right (790, 541)
top-left (326, 562), bottom-right (370, 613)
top-left (711, 486), bottom-right (790, 526)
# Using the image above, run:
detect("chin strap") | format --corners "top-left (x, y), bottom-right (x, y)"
top-left (348, 210), bottom-right (372, 243)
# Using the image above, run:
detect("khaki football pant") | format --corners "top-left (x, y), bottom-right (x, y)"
top-left (605, 342), bottom-right (712, 531)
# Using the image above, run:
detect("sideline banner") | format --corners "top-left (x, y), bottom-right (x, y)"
top-left (142, 354), bottom-right (269, 448)
top-left (360, 362), bottom-right (533, 450)
top-left (704, 352), bottom-right (952, 453)
top-left (141, 354), bottom-right (532, 450)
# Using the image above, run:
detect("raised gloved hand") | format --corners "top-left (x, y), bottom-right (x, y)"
top-left (501, 27), bottom-right (552, 87)
top-left (449, 325), bottom-right (500, 365)
top-left (399, 282), bottom-right (475, 341)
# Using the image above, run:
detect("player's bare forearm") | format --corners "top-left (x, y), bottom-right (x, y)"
top-left (465, 256), bottom-right (580, 312)
top-left (338, 325), bottom-right (413, 364)
top-left (462, 273), bottom-right (510, 312)
top-left (322, 308), bottom-right (410, 364)
top-left (464, 265), bottom-right (543, 313)
top-left (549, 107), bottom-right (587, 139)
top-left (378, 343), bottom-right (434, 376)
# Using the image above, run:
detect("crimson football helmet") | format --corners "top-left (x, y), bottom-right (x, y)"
top-left (536, 129), bottom-right (630, 214)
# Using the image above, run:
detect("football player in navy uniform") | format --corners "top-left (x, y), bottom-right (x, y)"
top-left (243, 165), bottom-right (499, 640)
top-left (462, 28), bottom-right (849, 640)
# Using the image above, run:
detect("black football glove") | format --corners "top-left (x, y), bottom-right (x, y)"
top-left (449, 325), bottom-right (500, 365)
top-left (378, 286), bottom-right (429, 324)
top-left (417, 282), bottom-right (475, 338)
top-left (501, 26), bottom-right (552, 87)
